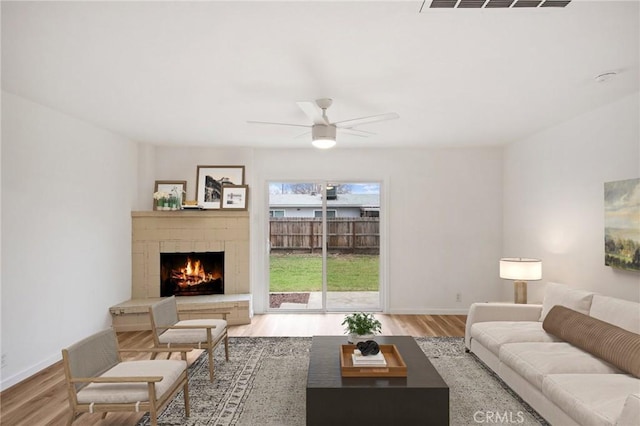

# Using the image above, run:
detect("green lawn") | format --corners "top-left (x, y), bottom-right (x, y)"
top-left (269, 253), bottom-right (379, 292)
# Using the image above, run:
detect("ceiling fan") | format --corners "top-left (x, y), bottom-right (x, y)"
top-left (247, 98), bottom-right (399, 149)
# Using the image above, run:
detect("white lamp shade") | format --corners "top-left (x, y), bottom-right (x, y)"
top-left (499, 258), bottom-right (542, 281)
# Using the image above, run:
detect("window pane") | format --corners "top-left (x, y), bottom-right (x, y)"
top-left (314, 210), bottom-right (336, 218)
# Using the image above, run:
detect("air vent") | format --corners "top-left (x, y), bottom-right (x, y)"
top-left (513, 0), bottom-right (542, 7)
top-left (485, 0), bottom-right (515, 8)
top-left (540, 0), bottom-right (571, 7)
top-left (458, 0), bottom-right (486, 7)
top-left (427, 0), bottom-right (570, 8)
top-left (430, 0), bottom-right (458, 7)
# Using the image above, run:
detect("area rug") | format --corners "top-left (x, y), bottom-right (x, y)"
top-left (137, 337), bottom-right (549, 426)
top-left (269, 293), bottom-right (310, 308)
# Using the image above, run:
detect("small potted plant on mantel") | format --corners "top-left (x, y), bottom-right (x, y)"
top-left (342, 312), bottom-right (382, 344)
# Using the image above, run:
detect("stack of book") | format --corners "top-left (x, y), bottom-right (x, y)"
top-left (352, 349), bottom-right (387, 367)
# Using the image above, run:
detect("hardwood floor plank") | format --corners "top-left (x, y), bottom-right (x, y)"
top-left (0, 314), bottom-right (466, 426)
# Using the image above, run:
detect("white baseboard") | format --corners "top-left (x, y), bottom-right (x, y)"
top-left (0, 352), bottom-right (61, 392)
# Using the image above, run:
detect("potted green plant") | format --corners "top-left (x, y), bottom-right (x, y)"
top-left (342, 312), bottom-right (382, 343)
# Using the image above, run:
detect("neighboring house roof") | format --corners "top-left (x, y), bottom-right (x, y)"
top-left (269, 193), bottom-right (379, 208)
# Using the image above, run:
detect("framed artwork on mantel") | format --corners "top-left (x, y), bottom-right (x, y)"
top-left (154, 180), bottom-right (186, 210)
top-left (195, 165), bottom-right (245, 209)
top-left (604, 177), bottom-right (640, 272)
top-left (221, 185), bottom-right (248, 210)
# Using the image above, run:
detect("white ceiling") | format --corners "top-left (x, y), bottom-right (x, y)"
top-left (2, 1), bottom-right (638, 149)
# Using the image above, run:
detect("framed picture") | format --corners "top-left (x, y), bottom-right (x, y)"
top-left (196, 165), bottom-right (245, 209)
top-left (221, 185), bottom-right (249, 210)
top-left (154, 180), bottom-right (186, 210)
top-left (605, 177), bottom-right (640, 272)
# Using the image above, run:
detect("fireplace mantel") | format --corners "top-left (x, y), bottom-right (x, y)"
top-left (113, 210), bottom-right (252, 329)
top-left (131, 210), bottom-right (249, 299)
top-left (132, 210), bottom-right (249, 219)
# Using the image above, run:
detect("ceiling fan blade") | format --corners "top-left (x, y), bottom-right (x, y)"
top-left (294, 131), bottom-right (311, 139)
top-left (340, 128), bottom-right (375, 137)
top-left (247, 120), bottom-right (311, 128)
top-left (296, 101), bottom-right (329, 125)
top-left (334, 112), bottom-right (399, 128)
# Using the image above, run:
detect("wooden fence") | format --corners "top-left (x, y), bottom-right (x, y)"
top-left (269, 217), bottom-right (379, 253)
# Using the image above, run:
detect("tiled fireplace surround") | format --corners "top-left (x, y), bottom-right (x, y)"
top-left (110, 210), bottom-right (251, 330)
top-left (131, 210), bottom-right (250, 298)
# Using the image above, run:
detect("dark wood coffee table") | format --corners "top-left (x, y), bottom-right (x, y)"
top-left (306, 336), bottom-right (449, 426)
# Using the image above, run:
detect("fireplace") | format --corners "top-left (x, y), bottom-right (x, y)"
top-left (160, 252), bottom-right (224, 297)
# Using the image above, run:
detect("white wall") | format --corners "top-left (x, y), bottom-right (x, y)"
top-left (152, 146), bottom-right (504, 314)
top-left (504, 93), bottom-right (640, 303)
top-left (0, 92), bottom-right (137, 390)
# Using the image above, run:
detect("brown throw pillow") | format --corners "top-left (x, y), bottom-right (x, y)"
top-left (543, 305), bottom-right (640, 378)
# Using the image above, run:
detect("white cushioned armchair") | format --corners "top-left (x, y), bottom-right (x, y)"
top-left (61, 328), bottom-right (190, 426)
top-left (149, 296), bottom-right (229, 382)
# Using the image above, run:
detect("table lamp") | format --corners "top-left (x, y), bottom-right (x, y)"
top-left (499, 258), bottom-right (542, 304)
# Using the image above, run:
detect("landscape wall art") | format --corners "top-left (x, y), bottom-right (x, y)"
top-left (604, 177), bottom-right (640, 272)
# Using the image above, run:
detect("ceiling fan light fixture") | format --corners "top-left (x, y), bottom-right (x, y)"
top-left (248, 98), bottom-right (398, 149)
top-left (311, 124), bottom-right (337, 149)
top-left (311, 138), bottom-right (336, 149)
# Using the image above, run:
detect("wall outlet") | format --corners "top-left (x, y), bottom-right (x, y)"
top-left (1, 353), bottom-right (6, 369)
top-left (456, 293), bottom-right (462, 302)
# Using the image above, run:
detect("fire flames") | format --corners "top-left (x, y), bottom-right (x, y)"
top-left (172, 258), bottom-right (221, 287)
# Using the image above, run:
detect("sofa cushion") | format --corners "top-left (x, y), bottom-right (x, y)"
top-left (589, 294), bottom-right (640, 334)
top-left (543, 305), bottom-right (640, 378)
top-left (499, 342), bottom-right (621, 390)
top-left (470, 321), bottom-right (560, 356)
top-left (618, 394), bottom-right (640, 426)
top-left (542, 374), bottom-right (640, 426)
top-left (538, 282), bottom-right (595, 321)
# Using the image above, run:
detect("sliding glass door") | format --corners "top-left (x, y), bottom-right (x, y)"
top-left (268, 181), bottom-right (381, 312)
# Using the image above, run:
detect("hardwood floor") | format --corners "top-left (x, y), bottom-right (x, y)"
top-left (0, 313), bottom-right (466, 426)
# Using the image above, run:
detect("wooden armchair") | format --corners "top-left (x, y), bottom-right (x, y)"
top-left (61, 328), bottom-right (190, 426)
top-left (149, 296), bottom-right (229, 382)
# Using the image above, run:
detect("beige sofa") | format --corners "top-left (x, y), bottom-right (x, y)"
top-left (465, 282), bottom-right (640, 426)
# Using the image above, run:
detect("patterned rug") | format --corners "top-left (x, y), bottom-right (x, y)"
top-left (137, 337), bottom-right (548, 426)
